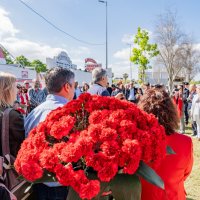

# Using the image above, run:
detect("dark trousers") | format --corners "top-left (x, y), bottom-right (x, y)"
top-left (0, 186), bottom-right (11, 200)
top-left (129, 100), bottom-right (136, 104)
top-left (33, 184), bottom-right (68, 200)
top-left (192, 121), bottom-right (197, 135)
top-left (184, 103), bottom-right (189, 123)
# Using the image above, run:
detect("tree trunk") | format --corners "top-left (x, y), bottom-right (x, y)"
top-left (185, 68), bottom-right (190, 82)
top-left (168, 76), bottom-right (174, 95)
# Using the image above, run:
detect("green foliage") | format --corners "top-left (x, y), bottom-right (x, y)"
top-left (31, 59), bottom-right (47, 73)
top-left (15, 55), bottom-right (31, 67)
top-left (66, 174), bottom-right (141, 200)
top-left (2, 50), bottom-right (14, 64)
top-left (66, 187), bottom-right (82, 200)
top-left (14, 56), bottom-right (47, 73)
top-left (123, 73), bottom-right (129, 83)
top-left (110, 174), bottom-right (141, 200)
top-left (190, 80), bottom-right (200, 84)
top-left (130, 27), bottom-right (159, 84)
top-left (136, 161), bottom-right (164, 190)
top-left (167, 146), bottom-right (176, 155)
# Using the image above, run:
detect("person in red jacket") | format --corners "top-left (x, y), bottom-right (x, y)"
top-left (18, 86), bottom-right (29, 115)
top-left (173, 87), bottom-right (185, 134)
top-left (138, 88), bottom-right (193, 200)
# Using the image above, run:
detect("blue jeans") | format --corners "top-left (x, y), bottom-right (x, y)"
top-left (33, 184), bottom-right (68, 200)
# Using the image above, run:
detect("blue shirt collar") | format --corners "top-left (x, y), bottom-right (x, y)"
top-left (46, 94), bottom-right (68, 104)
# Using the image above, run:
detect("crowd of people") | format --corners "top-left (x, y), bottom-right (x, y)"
top-left (0, 66), bottom-right (199, 200)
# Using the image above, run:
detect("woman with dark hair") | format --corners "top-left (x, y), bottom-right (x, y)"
top-left (138, 88), bottom-right (193, 200)
top-left (82, 83), bottom-right (90, 93)
top-left (135, 88), bottom-right (143, 103)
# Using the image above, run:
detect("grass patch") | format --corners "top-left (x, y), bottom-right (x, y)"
top-left (185, 125), bottom-right (200, 200)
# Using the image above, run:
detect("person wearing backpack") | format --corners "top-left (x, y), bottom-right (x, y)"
top-left (0, 72), bottom-right (25, 200)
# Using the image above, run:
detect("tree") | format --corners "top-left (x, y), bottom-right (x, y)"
top-left (123, 73), bottom-right (129, 83)
top-left (2, 50), bottom-right (14, 64)
top-left (130, 27), bottom-right (159, 84)
top-left (154, 10), bottom-right (197, 93)
top-left (31, 59), bottom-right (47, 73)
top-left (180, 42), bottom-right (200, 82)
top-left (15, 55), bottom-right (31, 67)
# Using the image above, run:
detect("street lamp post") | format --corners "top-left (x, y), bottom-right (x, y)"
top-left (127, 43), bottom-right (132, 81)
top-left (98, 0), bottom-right (108, 69)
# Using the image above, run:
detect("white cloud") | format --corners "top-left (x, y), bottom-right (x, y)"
top-left (0, 7), bottom-right (62, 62)
top-left (2, 37), bottom-right (65, 62)
top-left (0, 7), bottom-right (19, 39)
top-left (0, 7), bottom-right (90, 66)
top-left (113, 48), bottom-right (130, 60)
top-left (193, 43), bottom-right (200, 51)
top-left (2, 37), bottom-right (91, 66)
top-left (112, 43), bottom-right (139, 79)
top-left (121, 34), bottom-right (134, 44)
top-left (70, 46), bottom-right (90, 57)
top-left (110, 60), bottom-right (138, 80)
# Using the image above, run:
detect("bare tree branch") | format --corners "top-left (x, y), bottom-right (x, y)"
top-left (154, 9), bottom-right (198, 93)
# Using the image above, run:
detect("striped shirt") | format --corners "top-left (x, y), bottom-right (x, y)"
top-left (28, 88), bottom-right (46, 107)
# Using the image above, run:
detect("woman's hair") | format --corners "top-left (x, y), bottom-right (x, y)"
top-left (138, 88), bottom-right (179, 135)
top-left (83, 83), bottom-right (89, 92)
top-left (0, 72), bottom-right (16, 107)
top-left (137, 88), bottom-right (143, 95)
top-left (189, 84), bottom-right (195, 92)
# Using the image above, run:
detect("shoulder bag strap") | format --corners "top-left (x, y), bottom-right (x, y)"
top-left (1, 108), bottom-right (13, 157)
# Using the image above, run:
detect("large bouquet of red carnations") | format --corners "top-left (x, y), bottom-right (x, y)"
top-left (15, 93), bottom-right (167, 199)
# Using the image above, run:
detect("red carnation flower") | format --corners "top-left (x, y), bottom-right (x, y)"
top-left (39, 148), bottom-right (59, 172)
top-left (50, 115), bottom-right (76, 139)
top-left (97, 162), bottom-right (118, 182)
top-left (14, 93), bottom-right (167, 199)
top-left (21, 160), bottom-right (43, 181)
top-left (78, 180), bottom-right (100, 199)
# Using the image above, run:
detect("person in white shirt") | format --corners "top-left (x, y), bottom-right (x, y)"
top-left (128, 82), bottom-right (137, 103)
top-left (191, 84), bottom-right (200, 140)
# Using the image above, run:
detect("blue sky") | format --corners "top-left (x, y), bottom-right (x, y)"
top-left (1, 0), bottom-right (200, 80)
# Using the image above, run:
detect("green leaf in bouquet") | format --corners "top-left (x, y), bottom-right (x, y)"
top-left (110, 174), bottom-right (141, 200)
top-left (93, 182), bottom-right (111, 200)
top-left (16, 175), bottom-right (24, 181)
top-left (166, 145), bottom-right (176, 155)
top-left (88, 173), bottom-right (111, 200)
top-left (24, 183), bottom-right (33, 194)
top-left (136, 161), bottom-right (164, 190)
top-left (33, 172), bottom-right (57, 183)
top-left (66, 187), bottom-right (81, 200)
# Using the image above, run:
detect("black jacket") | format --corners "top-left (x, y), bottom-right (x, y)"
top-left (0, 108), bottom-right (25, 157)
top-left (183, 88), bottom-right (190, 103)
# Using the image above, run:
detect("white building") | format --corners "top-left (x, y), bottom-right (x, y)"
top-left (46, 51), bottom-right (77, 70)
top-left (46, 51), bottom-right (112, 85)
top-left (0, 64), bottom-right (37, 85)
top-left (0, 49), bottom-right (112, 87)
top-left (145, 66), bottom-right (169, 85)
